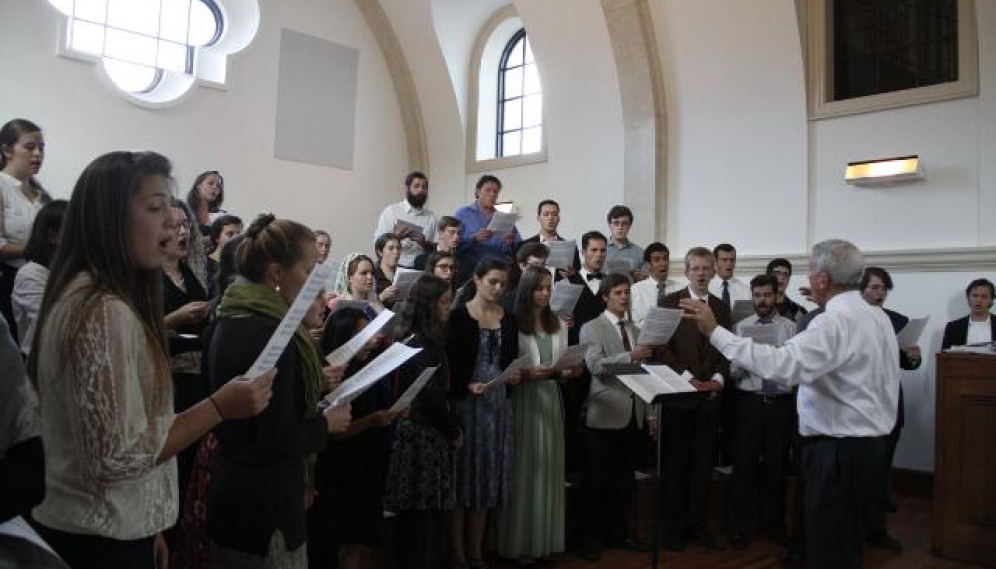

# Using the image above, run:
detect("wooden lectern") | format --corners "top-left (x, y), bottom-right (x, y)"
top-left (934, 352), bottom-right (996, 567)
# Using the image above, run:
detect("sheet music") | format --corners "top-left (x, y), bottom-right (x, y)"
top-left (394, 219), bottom-right (425, 240)
top-left (895, 316), bottom-right (928, 347)
top-left (552, 344), bottom-right (586, 371)
top-left (617, 364), bottom-right (695, 403)
top-left (388, 366), bottom-right (438, 413)
top-left (325, 309), bottom-right (396, 367)
top-left (486, 211), bottom-right (518, 236)
top-left (740, 323), bottom-right (782, 346)
top-left (484, 355), bottom-right (531, 390)
top-left (637, 307), bottom-right (683, 345)
top-left (546, 240), bottom-right (577, 270)
top-left (606, 258), bottom-right (635, 276)
top-left (392, 267), bottom-right (422, 299)
top-left (550, 281), bottom-right (584, 317)
top-left (323, 343), bottom-right (422, 408)
top-left (245, 263), bottom-right (332, 379)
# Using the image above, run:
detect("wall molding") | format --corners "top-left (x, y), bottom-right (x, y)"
top-left (354, 0), bottom-right (429, 172)
top-left (600, 0), bottom-right (668, 245)
top-left (729, 246), bottom-right (996, 274)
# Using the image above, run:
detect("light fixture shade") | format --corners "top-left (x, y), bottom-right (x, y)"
top-left (845, 155), bottom-right (923, 186)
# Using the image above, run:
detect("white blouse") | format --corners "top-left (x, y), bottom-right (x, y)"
top-left (11, 261), bottom-right (47, 355)
top-left (0, 172), bottom-right (46, 268)
top-left (32, 272), bottom-right (178, 540)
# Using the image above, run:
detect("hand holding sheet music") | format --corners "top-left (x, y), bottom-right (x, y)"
top-left (896, 316), bottom-right (928, 348)
top-left (323, 343), bottom-right (422, 409)
top-left (245, 263), bottom-right (332, 379)
top-left (487, 211), bottom-right (518, 236)
top-left (393, 219), bottom-right (425, 240)
top-left (552, 344), bottom-right (586, 371)
top-left (637, 307), bottom-right (683, 345)
top-left (483, 355), bottom-right (531, 390)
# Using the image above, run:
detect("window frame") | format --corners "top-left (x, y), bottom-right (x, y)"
top-left (805, 0), bottom-right (978, 119)
top-left (496, 29), bottom-right (542, 158)
top-left (465, 5), bottom-right (547, 173)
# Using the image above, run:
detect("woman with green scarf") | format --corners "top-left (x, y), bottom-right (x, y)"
top-left (205, 214), bottom-right (352, 569)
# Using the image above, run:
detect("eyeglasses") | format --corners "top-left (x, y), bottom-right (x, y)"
top-left (435, 263), bottom-right (455, 271)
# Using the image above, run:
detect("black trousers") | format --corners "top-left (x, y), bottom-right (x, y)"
top-left (868, 405), bottom-right (903, 538)
top-left (729, 392), bottom-right (794, 534)
top-left (662, 398), bottom-right (719, 533)
top-left (0, 263), bottom-right (19, 343)
top-left (32, 522), bottom-right (154, 569)
top-left (561, 371), bottom-right (591, 476)
top-left (584, 415), bottom-right (639, 545)
top-left (800, 436), bottom-right (885, 569)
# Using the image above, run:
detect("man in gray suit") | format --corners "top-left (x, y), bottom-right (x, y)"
top-left (578, 273), bottom-right (654, 561)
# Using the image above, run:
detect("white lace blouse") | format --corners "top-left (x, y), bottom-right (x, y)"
top-left (32, 272), bottom-right (178, 540)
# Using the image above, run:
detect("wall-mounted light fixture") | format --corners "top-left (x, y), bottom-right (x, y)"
top-left (845, 155), bottom-right (923, 186)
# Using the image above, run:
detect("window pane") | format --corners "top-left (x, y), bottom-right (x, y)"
top-left (507, 36), bottom-right (524, 67)
top-left (103, 58), bottom-right (159, 92)
top-left (502, 131), bottom-right (521, 156)
top-left (502, 67), bottom-right (523, 99)
top-left (160, 0), bottom-right (191, 43)
top-left (158, 40), bottom-right (188, 72)
top-left (105, 28), bottom-right (158, 66)
top-left (523, 63), bottom-right (541, 95)
top-left (75, 0), bottom-right (108, 24)
top-left (524, 36), bottom-right (534, 64)
top-left (502, 100), bottom-right (522, 131)
top-left (106, 0), bottom-right (159, 37)
top-left (522, 127), bottom-right (542, 154)
top-left (522, 94), bottom-right (542, 128)
top-left (70, 19), bottom-right (106, 55)
top-left (188, 0), bottom-right (219, 46)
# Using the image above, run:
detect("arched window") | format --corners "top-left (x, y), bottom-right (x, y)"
top-left (46, 0), bottom-right (259, 106)
top-left (496, 29), bottom-right (542, 158)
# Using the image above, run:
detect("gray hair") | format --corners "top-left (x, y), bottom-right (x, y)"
top-left (810, 239), bottom-right (864, 288)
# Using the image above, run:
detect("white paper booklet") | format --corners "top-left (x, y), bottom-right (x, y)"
top-left (616, 364), bottom-right (695, 403)
top-left (552, 344), bottom-right (587, 371)
top-left (392, 267), bottom-right (422, 299)
top-left (484, 355), bottom-right (531, 390)
top-left (245, 262), bottom-right (333, 379)
top-left (323, 342), bottom-right (422, 409)
top-left (388, 366), bottom-right (438, 413)
top-left (546, 240), bottom-right (577, 270)
top-left (637, 307), bottom-right (683, 345)
top-left (896, 316), bottom-right (928, 348)
top-left (550, 281), bottom-right (584, 317)
top-left (326, 309), bottom-right (396, 367)
top-left (606, 258), bottom-right (635, 276)
top-left (487, 211), bottom-right (519, 236)
top-left (394, 219), bottom-right (425, 240)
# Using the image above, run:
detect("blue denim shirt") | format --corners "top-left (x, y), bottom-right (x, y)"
top-left (454, 201), bottom-right (521, 268)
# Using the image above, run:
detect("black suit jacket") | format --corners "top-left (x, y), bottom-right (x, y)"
top-left (941, 314), bottom-right (996, 351)
top-left (567, 272), bottom-right (606, 345)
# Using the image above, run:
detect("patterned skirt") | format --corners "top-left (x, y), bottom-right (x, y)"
top-left (384, 419), bottom-right (452, 512)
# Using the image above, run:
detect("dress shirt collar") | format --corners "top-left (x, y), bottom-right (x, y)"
top-left (580, 266), bottom-right (603, 280)
top-left (686, 285), bottom-right (709, 302)
top-left (0, 171), bottom-right (23, 190)
top-left (539, 232), bottom-right (561, 245)
top-left (825, 290), bottom-right (864, 312)
top-left (602, 310), bottom-right (628, 327)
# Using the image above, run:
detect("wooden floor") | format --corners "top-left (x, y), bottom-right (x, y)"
top-left (487, 494), bottom-right (987, 569)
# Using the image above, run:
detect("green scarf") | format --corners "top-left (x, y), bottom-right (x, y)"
top-left (217, 280), bottom-right (323, 490)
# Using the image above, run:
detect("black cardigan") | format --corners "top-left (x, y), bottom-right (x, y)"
top-left (396, 335), bottom-right (462, 441)
top-left (446, 304), bottom-right (518, 399)
top-left (206, 314), bottom-right (328, 556)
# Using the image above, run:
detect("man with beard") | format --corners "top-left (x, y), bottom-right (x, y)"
top-left (374, 171), bottom-right (438, 267)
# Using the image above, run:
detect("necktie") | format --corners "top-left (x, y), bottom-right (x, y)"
top-left (657, 281), bottom-right (667, 306)
top-left (722, 280), bottom-right (731, 306)
top-left (587, 272), bottom-right (604, 281)
top-left (618, 320), bottom-right (632, 351)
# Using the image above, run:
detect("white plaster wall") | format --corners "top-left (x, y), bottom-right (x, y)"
top-left (0, 0), bottom-right (406, 257)
top-left (651, 0), bottom-right (809, 255)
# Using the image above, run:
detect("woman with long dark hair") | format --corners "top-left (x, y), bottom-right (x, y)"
top-left (28, 151), bottom-right (272, 569)
top-left (11, 198), bottom-right (66, 356)
top-left (185, 170), bottom-right (226, 241)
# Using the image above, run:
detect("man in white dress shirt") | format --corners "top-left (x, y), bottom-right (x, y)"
top-left (681, 239), bottom-right (899, 569)
top-left (630, 242), bottom-right (681, 328)
top-left (709, 243), bottom-right (750, 307)
top-left (373, 171), bottom-right (438, 267)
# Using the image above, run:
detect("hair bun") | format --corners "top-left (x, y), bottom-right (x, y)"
top-left (246, 213), bottom-right (276, 238)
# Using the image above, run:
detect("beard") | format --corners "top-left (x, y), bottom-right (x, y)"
top-left (406, 189), bottom-right (428, 209)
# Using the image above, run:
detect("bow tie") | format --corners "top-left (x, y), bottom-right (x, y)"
top-left (586, 272), bottom-right (604, 281)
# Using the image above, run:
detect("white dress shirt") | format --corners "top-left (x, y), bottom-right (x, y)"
top-left (731, 313), bottom-right (797, 394)
top-left (630, 276), bottom-right (681, 328)
top-left (709, 275), bottom-right (750, 305)
top-left (578, 267), bottom-right (602, 295)
top-left (710, 290), bottom-right (899, 437)
top-left (0, 172), bottom-right (47, 268)
top-left (967, 316), bottom-right (993, 345)
top-left (374, 199), bottom-right (438, 267)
